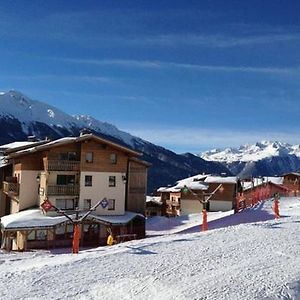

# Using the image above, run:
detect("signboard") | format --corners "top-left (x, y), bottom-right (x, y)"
top-left (100, 198), bottom-right (109, 209)
top-left (41, 199), bottom-right (53, 212)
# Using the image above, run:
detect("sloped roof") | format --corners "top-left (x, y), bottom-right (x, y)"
top-left (204, 176), bottom-right (238, 184)
top-left (7, 134), bottom-right (141, 159)
top-left (1, 209), bottom-right (144, 230)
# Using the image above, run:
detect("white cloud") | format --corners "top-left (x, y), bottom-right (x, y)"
top-left (0, 74), bottom-right (114, 84)
top-left (59, 58), bottom-right (299, 76)
top-left (130, 33), bottom-right (300, 48)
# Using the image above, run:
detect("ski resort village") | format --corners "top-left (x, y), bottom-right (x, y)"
top-left (0, 130), bottom-right (300, 299)
top-left (1, 1), bottom-right (300, 299)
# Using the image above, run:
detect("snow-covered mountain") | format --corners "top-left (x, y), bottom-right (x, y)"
top-left (201, 141), bottom-right (300, 178)
top-left (0, 90), bottom-right (230, 192)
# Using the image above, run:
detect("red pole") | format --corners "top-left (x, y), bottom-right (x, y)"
top-left (201, 209), bottom-right (208, 232)
top-left (273, 199), bottom-right (280, 219)
top-left (72, 223), bottom-right (80, 254)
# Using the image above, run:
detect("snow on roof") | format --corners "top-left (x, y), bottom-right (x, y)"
top-left (146, 196), bottom-right (162, 205)
top-left (1, 209), bottom-right (70, 230)
top-left (10, 137), bottom-right (76, 157)
top-left (176, 174), bottom-right (208, 186)
top-left (8, 134), bottom-right (140, 159)
top-left (0, 141), bottom-right (36, 150)
top-left (157, 174), bottom-right (239, 192)
top-left (158, 186), bottom-right (182, 192)
top-left (157, 174), bottom-right (209, 193)
top-left (90, 211), bottom-right (144, 224)
top-left (283, 172), bottom-right (300, 177)
top-left (174, 181), bottom-right (208, 191)
top-left (204, 176), bottom-right (237, 184)
top-left (1, 210), bottom-right (143, 230)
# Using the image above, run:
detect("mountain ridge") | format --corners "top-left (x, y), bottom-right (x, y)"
top-left (200, 141), bottom-right (300, 178)
top-left (0, 90), bottom-right (230, 192)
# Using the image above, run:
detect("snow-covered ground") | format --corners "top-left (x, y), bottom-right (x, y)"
top-left (146, 210), bottom-right (234, 236)
top-left (1, 197), bottom-right (300, 300)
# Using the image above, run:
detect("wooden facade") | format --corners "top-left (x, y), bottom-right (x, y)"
top-left (0, 134), bottom-right (150, 251)
top-left (282, 173), bottom-right (300, 196)
top-left (126, 158), bottom-right (149, 215)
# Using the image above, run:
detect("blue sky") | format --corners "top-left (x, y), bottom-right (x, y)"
top-left (1, 0), bottom-right (300, 153)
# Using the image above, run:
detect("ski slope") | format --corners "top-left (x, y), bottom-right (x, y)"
top-left (0, 198), bottom-right (300, 300)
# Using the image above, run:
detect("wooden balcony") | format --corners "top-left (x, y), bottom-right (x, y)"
top-left (47, 185), bottom-right (79, 196)
top-left (3, 181), bottom-right (20, 196)
top-left (45, 160), bottom-right (80, 171)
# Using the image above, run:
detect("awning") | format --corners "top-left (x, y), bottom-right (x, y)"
top-left (1, 210), bottom-right (144, 231)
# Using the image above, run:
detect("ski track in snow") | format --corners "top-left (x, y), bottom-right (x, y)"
top-left (0, 198), bottom-right (300, 300)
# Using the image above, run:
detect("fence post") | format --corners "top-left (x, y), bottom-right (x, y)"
top-left (72, 223), bottom-right (80, 254)
top-left (273, 199), bottom-right (280, 219)
top-left (201, 209), bottom-right (208, 231)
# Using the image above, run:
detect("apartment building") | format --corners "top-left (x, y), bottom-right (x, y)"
top-left (0, 133), bottom-right (150, 251)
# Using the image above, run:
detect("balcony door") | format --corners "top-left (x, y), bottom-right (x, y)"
top-left (56, 175), bottom-right (76, 186)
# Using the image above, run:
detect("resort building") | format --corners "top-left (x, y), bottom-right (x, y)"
top-left (0, 133), bottom-right (150, 251)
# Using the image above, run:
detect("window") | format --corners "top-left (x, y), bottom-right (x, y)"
top-left (84, 199), bottom-right (92, 210)
top-left (108, 199), bottom-right (115, 210)
top-left (56, 199), bottom-right (75, 210)
top-left (109, 176), bottom-right (116, 187)
top-left (59, 152), bottom-right (79, 161)
top-left (56, 175), bottom-right (75, 185)
top-left (86, 152), bottom-right (93, 163)
top-left (27, 230), bottom-right (47, 241)
top-left (69, 152), bottom-right (78, 161)
top-left (54, 224), bottom-right (74, 239)
top-left (27, 231), bottom-right (35, 241)
top-left (36, 230), bottom-right (47, 240)
top-left (85, 175), bottom-right (92, 186)
top-left (110, 153), bottom-right (117, 164)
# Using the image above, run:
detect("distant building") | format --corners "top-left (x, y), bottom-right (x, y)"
top-left (145, 196), bottom-right (162, 217)
top-left (282, 173), bottom-right (300, 196)
top-left (157, 174), bottom-right (238, 216)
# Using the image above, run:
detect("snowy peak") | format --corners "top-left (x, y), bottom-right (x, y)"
top-left (0, 90), bottom-right (81, 130)
top-left (0, 90), bottom-right (135, 145)
top-left (201, 141), bottom-right (300, 163)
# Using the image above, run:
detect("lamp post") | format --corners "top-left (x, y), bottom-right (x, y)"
top-left (41, 198), bottom-right (106, 254)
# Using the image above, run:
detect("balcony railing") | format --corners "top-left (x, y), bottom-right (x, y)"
top-left (45, 160), bottom-right (80, 171)
top-left (47, 184), bottom-right (79, 196)
top-left (3, 181), bottom-right (20, 196)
